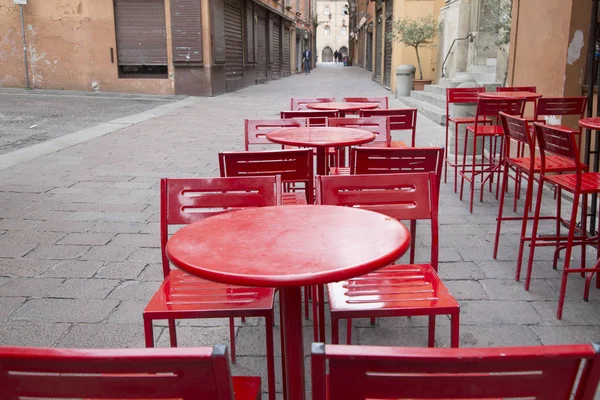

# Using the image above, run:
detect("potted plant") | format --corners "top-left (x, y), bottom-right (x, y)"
top-left (388, 15), bottom-right (437, 90)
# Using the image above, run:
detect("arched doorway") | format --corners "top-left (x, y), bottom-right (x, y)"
top-left (339, 46), bottom-right (348, 57)
top-left (322, 46), bottom-right (333, 62)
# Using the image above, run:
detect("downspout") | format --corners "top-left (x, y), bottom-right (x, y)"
top-left (509, 0), bottom-right (520, 86)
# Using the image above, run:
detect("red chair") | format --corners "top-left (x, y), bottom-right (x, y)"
top-left (531, 96), bottom-right (588, 151)
top-left (342, 96), bottom-right (388, 109)
top-left (445, 87), bottom-right (487, 192)
top-left (290, 97), bottom-right (335, 110)
top-left (311, 342), bottom-right (600, 400)
top-left (316, 172), bottom-right (460, 348)
top-left (219, 149), bottom-right (314, 204)
top-left (280, 110), bottom-right (338, 126)
top-left (143, 176), bottom-right (277, 399)
top-left (527, 123), bottom-right (600, 319)
top-left (328, 116), bottom-right (390, 146)
top-left (459, 97), bottom-right (526, 213)
top-left (0, 345), bottom-right (262, 399)
top-left (360, 108), bottom-right (417, 147)
top-left (244, 119), bottom-right (306, 151)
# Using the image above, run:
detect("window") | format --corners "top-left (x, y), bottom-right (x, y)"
top-left (341, 27), bottom-right (346, 35)
top-left (342, 5), bottom-right (348, 15)
top-left (324, 25), bottom-right (330, 35)
top-left (323, 6), bottom-right (330, 16)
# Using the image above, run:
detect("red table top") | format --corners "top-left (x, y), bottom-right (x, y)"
top-left (579, 117), bottom-right (600, 130)
top-left (479, 91), bottom-right (542, 100)
top-left (166, 205), bottom-right (410, 288)
top-left (306, 102), bottom-right (380, 112)
top-left (266, 127), bottom-right (375, 147)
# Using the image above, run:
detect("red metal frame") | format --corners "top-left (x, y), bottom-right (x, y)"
top-left (311, 342), bottom-right (600, 400)
top-left (143, 176), bottom-right (278, 399)
top-left (244, 119), bottom-right (306, 150)
top-left (459, 97), bottom-right (526, 213)
top-left (360, 108), bottom-right (417, 147)
top-left (533, 96), bottom-right (587, 122)
top-left (290, 97), bottom-right (335, 110)
top-left (219, 149), bottom-right (314, 204)
top-left (445, 87), bottom-right (487, 192)
top-left (528, 123), bottom-right (600, 319)
top-left (280, 110), bottom-right (338, 126)
top-left (342, 96), bottom-right (389, 109)
top-left (328, 116), bottom-right (390, 146)
top-left (0, 345), bottom-right (262, 400)
top-left (316, 172), bottom-right (460, 348)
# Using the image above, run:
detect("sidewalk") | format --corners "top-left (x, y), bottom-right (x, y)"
top-left (0, 63), bottom-right (599, 398)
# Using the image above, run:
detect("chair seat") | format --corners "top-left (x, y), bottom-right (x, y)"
top-left (282, 192), bottom-right (307, 205)
top-left (448, 116), bottom-right (489, 124)
top-left (329, 167), bottom-right (350, 175)
top-left (144, 270), bottom-right (275, 318)
top-left (466, 125), bottom-right (504, 136)
top-left (545, 172), bottom-right (600, 194)
top-left (507, 155), bottom-right (581, 173)
top-left (328, 264), bottom-right (459, 315)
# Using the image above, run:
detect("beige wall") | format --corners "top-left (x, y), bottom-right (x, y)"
top-left (315, 0), bottom-right (349, 61)
top-left (0, 0), bottom-right (175, 94)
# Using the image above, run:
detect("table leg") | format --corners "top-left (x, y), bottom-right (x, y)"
top-left (316, 147), bottom-right (327, 176)
top-left (280, 287), bottom-right (305, 400)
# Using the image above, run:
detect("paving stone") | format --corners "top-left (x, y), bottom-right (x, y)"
top-left (43, 260), bottom-right (104, 278)
top-left (11, 298), bottom-right (119, 323)
top-left (107, 280), bottom-right (161, 301)
top-left (436, 324), bottom-right (542, 347)
top-left (95, 261), bottom-right (148, 280)
top-left (23, 210), bottom-right (74, 221)
top-left (0, 258), bottom-right (57, 277)
top-left (57, 323), bottom-right (148, 348)
top-left (544, 276), bottom-right (600, 302)
top-left (357, 326), bottom-right (431, 347)
top-left (0, 321), bottom-right (70, 347)
top-left (480, 278), bottom-right (558, 301)
top-left (50, 278), bottom-right (119, 299)
top-left (437, 262), bottom-right (486, 280)
top-left (31, 220), bottom-right (95, 232)
top-left (1, 277), bottom-right (64, 297)
top-left (81, 245), bottom-right (135, 262)
top-left (154, 325), bottom-right (233, 347)
top-left (0, 242), bottom-right (37, 258)
top-left (90, 221), bottom-right (145, 233)
top-left (137, 263), bottom-right (164, 281)
top-left (110, 233), bottom-right (158, 247)
top-left (531, 301), bottom-right (600, 326)
top-left (25, 244), bottom-right (90, 260)
top-left (0, 276), bottom-right (8, 287)
top-left (0, 218), bottom-right (39, 230)
top-left (531, 325), bottom-right (600, 345)
top-left (139, 222), bottom-right (160, 235)
top-left (127, 247), bottom-right (161, 263)
top-left (58, 232), bottom-right (115, 245)
top-left (459, 300), bottom-right (542, 325)
top-left (230, 355), bottom-right (286, 396)
top-left (51, 202), bottom-right (148, 213)
top-left (0, 230), bottom-right (66, 244)
top-left (67, 212), bottom-right (151, 223)
top-left (444, 280), bottom-right (488, 300)
top-left (0, 297), bottom-right (27, 320)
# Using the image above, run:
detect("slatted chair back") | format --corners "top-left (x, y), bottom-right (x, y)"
top-left (290, 97), bottom-right (335, 110)
top-left (534, 122), bottom-right (582, 176)
top-left (219, 149), bottom-right (314, 203)
top-left (311, 342), bottom-right (600, 400)
top-left (280, 110), bottom-right (338, 126)
top-left (496, 86), bottom-right (537, 93)
top-left (446, 87), bottom-right (486, 113)
top-left (342, 96), bottom-right (388, 109)
top-left (161, 176), bottom-right (280, 278)
top-left (500, 111), bottom-right (535, 160)
top-left (534, 96), bottom-right (587, 122)
top-left (328, 116), bottom-right (390, 145)
top-left (0, 345), bottom-right (244, 400)
top-left (360, 108), bottom-right (417, 147)
top-left (244, 118), bottom-right (307, 150)
top-left (473, 97), bottom-right (526, 130)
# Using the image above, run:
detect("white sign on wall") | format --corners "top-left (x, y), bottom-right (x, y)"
top-left (13, 0), bottom-right (28, 5)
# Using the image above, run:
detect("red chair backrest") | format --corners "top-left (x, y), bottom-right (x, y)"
top-left (244, 118), bottom-right (307, 150)
top-left (534, 122), bottom-right (582, 176)
top-left (534, 96), bottom-right (587, 120)
top-left (342, 96), bottom-right (388, 109)
top-left (0, 345), bottom-right (242, 399)
top-left (280, 110), bottom-right (338, 126)
top-left (328, 116), bottom-right (390, 145)
top-left (160, 176), bottom-right (279, 277)
top-left (499, 112), bottom-right (535, 160)
top-left (290, 97), bottom-right (335, 110)
top-left (473, 98), bottom-right (526, 130)
top-left (496, 86), bottom-right (537, 93)
top-left (219, 149), bottom-right (314, 203)
top-left (446, 87), bottom-right (486, 106)
top-left (360, 108), bottom-right (417, 147)
top-left (311, 342), bottom-right (600, 400)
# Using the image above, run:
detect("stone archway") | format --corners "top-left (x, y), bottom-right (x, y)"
top-left (322, 46), bottom-right (334, 62)
top-left (339, 46), bottom-right (348, 57)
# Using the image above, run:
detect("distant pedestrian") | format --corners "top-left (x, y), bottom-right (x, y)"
top-left (303, 48), bottom-right (312, 74)
top-left (333, 50), bottom-right (339, 64)
top-left (338, 52), bottom-right (343, 64)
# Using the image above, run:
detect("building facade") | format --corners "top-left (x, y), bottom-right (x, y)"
top-left (0, 0), bottom-right (314, 96)
top-left (315, 0), bottom-right (349, 63)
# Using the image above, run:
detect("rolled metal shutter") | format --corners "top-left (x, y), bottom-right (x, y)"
top-left (272, 16), bottom-right (281, 79)
top-left (211, 0), bottom-right (226, 64)
top-left (224, 0), bottom-right (243, 82)
top-left (255, 7), bottom-right (267, 81)
top-left (246, 2), bottom-right (255, 64)
top-left (374, 9), bottom-right (382, 82)
top-left (114, 0), bottom-right (167, 66)
top-left (170, 0), bottom-right (202, 63)
top-left (383, 0), bottom-right (393, 88)
top-left (283, 24), bottom-right (291, 77)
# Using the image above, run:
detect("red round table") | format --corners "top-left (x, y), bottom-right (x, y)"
top-left (266, 127), bottom-right (375, 175)
top-left (479, 91), bottom-right (542, 100)
top-left (579, 117), bottom-right (600, 130)
top-left (166, 205), bottom-right (410, 400)
top-left (305, 101), bottom-right (379, 117)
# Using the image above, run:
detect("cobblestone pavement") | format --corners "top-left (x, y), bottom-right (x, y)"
top-left (0, 88), bottom-right (182, 154)
top-left (0, 63), bottom-right (599, 398)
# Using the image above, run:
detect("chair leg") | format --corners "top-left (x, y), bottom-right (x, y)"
top-left (450, 312), bottom-right (460, 348)
top-left (410, 220), bottom-right (417, 264)
top-left (346, 318), bottom-right (352, 345)
top-left (312, 286), bottom-right (318, 342)
top-left (229, 317), bottom-right (236, 363)
top-left (493, 162), bottom-right (510, 259)
top-left (515, 171), bottom-right (535, 282)
top-left (469, 133), bottom-right (477, 213)
top-left (318, 284), bottom-right (326, 343)
top-left (524, 178), bottom-right (546, 289)
top-left (444, 121), bottom-right (449, 184)
top-left (143, 317), bottom-right (154, 348)
top-left (460, 129), bottom-right (469, 201)
top-left (428, 315), bottom-right (436, 347)
top-left (168, 319), bottom-right (177, 347)
top-left (304, 286), bottom-right (310, 320)
top-left (557, 192), bottom-right (580, 320)
top-left (370, 317), bottom-right (376, 326)
top-left (279, 292), bottom-right (287, 400)
top-left (264, 314), bottom-right (276, 400)
top-left (331, 316), bottom-right (339, 345)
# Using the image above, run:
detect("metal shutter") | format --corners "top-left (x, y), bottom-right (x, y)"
top-left (374, 9), bottom-right (382, 82)
top-left (211, 0), bottom-right (226, 64)
top-left (170, 0), bottom-right (202, 63)
top-left (283, 24), bottom-right (291, 77)
top-left (246, 2), bottom-right (254, 64)
top-left (225, 0), bottom-right (243, 82)
top-left (366, 31), bottom-right (373, 71)
top-left (272, 16), bottom-right (281, 79)
top-left (322, 47), bottom-right (333, 62)
top-left (114, 0), bottom-right (167, 66)
top-left (255, 7), bottom-right (267, 81)
top-left (383, 0), bottom-right (393, 88)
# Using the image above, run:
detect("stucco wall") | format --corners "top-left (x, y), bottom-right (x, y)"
top-left (0, 0), bottom-right (175, 94)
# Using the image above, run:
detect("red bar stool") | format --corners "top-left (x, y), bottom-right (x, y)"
top-left (527, 123), bottom-right (600, 319)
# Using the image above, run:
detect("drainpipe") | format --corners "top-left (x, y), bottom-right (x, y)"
top-left (19, 4), bottom-right (31, 89)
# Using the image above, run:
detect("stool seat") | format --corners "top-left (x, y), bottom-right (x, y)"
top-left (466, 125), bottom-right (504, 136)
top-left (507, 155), bottom-right (580, 173)
top-left (545, 172), bottom-right (600, 193)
